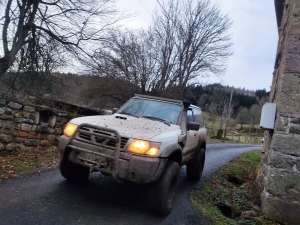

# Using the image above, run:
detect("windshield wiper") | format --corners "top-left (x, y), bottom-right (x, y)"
top-left (141, 116), bottom-right (170, 126)
top-left (118, 112), bottom-right (139, 118)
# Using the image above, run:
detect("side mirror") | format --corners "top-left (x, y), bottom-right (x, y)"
top-left (112, 108), bottom-right (118, 114)
top-left (187, 122), bottom-right (200, 131)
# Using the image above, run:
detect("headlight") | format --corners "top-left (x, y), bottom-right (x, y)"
top-left (127, 139), bottom-right (160, 156)
top-left (64, 123), bottom-right (78, 136)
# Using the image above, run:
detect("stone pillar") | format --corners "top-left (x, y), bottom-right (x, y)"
top-left (258, 1), bottom-right (300, 224)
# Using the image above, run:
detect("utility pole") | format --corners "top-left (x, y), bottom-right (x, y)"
top-left (223, 87), bottom-right (233, 138)
top-left (249, 115), bottom-right (252, 143)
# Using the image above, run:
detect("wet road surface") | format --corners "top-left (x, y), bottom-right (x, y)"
top-left (0, 143), bottom-right (261, 225)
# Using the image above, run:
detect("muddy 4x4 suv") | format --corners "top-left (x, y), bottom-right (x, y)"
top-left (58, 94), bottom-right (207, 215)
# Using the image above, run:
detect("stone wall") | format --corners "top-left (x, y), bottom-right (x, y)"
top-left (0, 94), bottom-right (101, 154)
top-left (257, 1), bottom-right (300, 224)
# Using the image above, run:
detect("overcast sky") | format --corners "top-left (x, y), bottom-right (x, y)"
top-left (115, 0), bottom-right (278, 91)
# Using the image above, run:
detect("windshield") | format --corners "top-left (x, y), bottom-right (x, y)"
top-left (117, 98), bottom-right (182, 124)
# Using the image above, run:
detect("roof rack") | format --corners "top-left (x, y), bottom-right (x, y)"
top-left (133, 94), bottom-right (183, 104)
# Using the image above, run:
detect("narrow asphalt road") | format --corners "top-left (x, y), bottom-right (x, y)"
top-left (0, 143), bottom-right (261, 225)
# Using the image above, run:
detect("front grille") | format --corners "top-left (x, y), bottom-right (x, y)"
top-left (76, 126), bottom-right (129, 150)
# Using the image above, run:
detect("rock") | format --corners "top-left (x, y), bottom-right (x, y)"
top-left (40, 140), bottom-right (52, 146)
top-left (0, 98), bottom-right (6, 107)
top-left (261, 193), bottom-right (300, 224)
top-left (7, 101), bottom-right (22, 110)
top-left (58, 112), bottom-right (68, 117)
top-left (0, 134), bottom-right (12, 143)
top-left (0, 143), bottom-right (5, 151)
top-left (23, 112), bottom-right (30, 119)
top-left (241, 210), bottom-right (257, 219)
top-left (266, 168), bottom-right (300, 201)
top-left (1, 115), bottom-right (13, 120)
top-left (278, 92), bottom-right (300, 115)
top-left (30, 112), bottom-right (40, 124)
top-left (46, 134), bottom-right (56, 140)
top-left (5, 107), bottom-right (13, 115)
top-left (291, 117), bottom-right (300, 124)
top-left (275, 115), bottom-right (288, 131)
top-left (36, 126), bottom-right (55, 133)
top-left (55, 128), bottom-right (62, 135)
top-left (22, 119), bottom-right (34, 124)
top-left (4, 128), bottom-right (12, 135)
top-left (271, 133), bottom-right (300, 157)
top-left (24, 139), bottom-right (39, 146)
top-left (27, 132), bottom-right (38, 139)
top-left (23, 106), bottom-right (35, 112)
top-left (15, 124), bottom-right (20, 130)
top-left (20, 123), bottom-right (32, 132)
top-left (14, 118), bottom-right (23, 123)
top-left (5, 143), bottom-right (21, 153)
top-left (269, 152), bottom-right (294, 170)
top-left (4, 121), bottom-right (14, 128)
top-left (19, 132), bottom-right (28, 137)
top-left (31, 125), bottom-right (36, 131)
top-left (290, 126), bottom-right (300, 134)
top-left (14, 112), bottom-right (23, 118)
top-left (13, 138), bottom-right (24, 143)
top-left (252, 205), bottom-right (260, 213)
top-left (0, 107), bottom-right (5, 115)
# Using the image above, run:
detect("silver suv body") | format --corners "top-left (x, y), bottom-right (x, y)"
top-left (58, 94), bottom-right (207, 215)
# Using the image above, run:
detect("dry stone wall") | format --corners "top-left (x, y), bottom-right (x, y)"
top-left (257, 1), bottom-right (300, 224)
top-left (0, 94), bottom-right (100, 155)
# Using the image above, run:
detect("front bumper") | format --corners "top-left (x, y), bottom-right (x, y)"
top-left (58, 125), bottom-right (166, 184)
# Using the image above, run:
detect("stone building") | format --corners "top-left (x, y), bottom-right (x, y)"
top-left (258, 0), bottom-right (300, 224)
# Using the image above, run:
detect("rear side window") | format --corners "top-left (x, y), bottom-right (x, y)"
top-left (187, 109), bottom-right (194, 123)
top-left (192, 108), bottom-right (204, 128)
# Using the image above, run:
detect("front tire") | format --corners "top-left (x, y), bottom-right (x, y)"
top-left (148, 161), bottom-right (180, 215)
top-left (60, 159), bottom-right (90, 182)
top-left (186, 148), bottom-right (205, 181)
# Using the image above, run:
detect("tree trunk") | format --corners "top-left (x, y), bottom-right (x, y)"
top-left (217, 129), bottom-right (223, 139)
top-left (0, 57), bottom-right (10, 78)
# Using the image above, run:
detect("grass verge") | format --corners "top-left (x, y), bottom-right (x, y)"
top-left (191, 151), bottom-right (278, 225)
top-left (0, 146), bottom-right (59, 179)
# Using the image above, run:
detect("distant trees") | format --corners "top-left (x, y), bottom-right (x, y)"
top-left (255, 89), bottom-right (269, 99)
top-left (235, 96), bottom-right (266, 131)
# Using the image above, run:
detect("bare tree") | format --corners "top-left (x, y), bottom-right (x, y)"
top-left (0, 0), bottom-right (126, 78)
top-left (93, 29), bottom-right (158, 95)
top-left (249, 102), bottom-right (264, 130)
top-left (151, 0), bottom-right (232, 97)
top-left (93, 0), bottom-right (232, 98)
top-left (236, 106), bottom-right (250, 130)
top-left (207, 87), bottom-right (232, 139)
top-left (80, 75), bottom-right (136, 106)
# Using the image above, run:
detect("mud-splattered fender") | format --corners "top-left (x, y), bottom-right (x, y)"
top-left (159, 143), bottom-right (183, 165)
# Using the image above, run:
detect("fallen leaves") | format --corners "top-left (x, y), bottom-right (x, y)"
top-left (0, 146), bottom-right (59, 178)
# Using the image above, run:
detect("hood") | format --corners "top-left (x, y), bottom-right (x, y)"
top-left (70, 113), bottom-right (180, 140)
